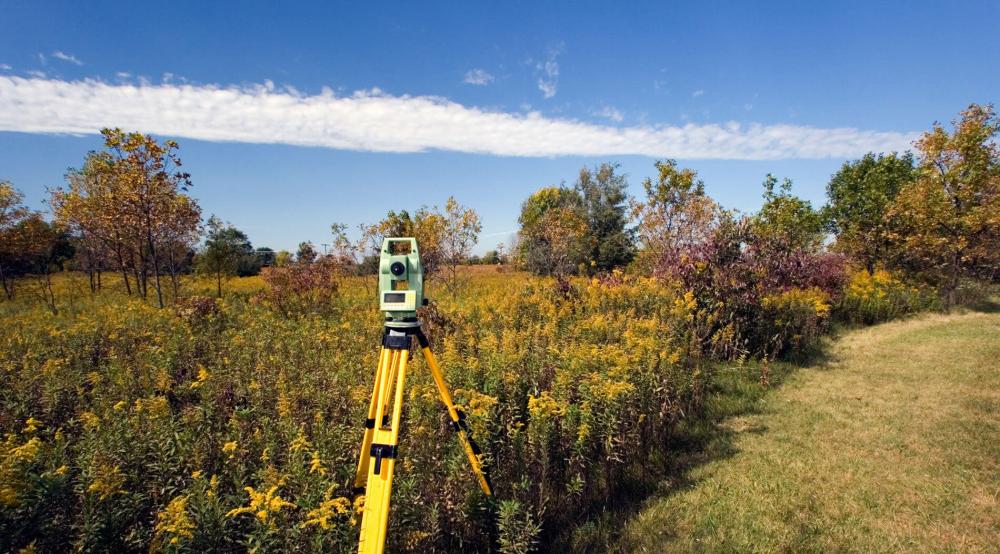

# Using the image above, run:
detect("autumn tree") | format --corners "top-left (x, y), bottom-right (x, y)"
top-left (51, 129), bottom-right (201, 307)
top-left (517, 186), bottom-right (588, 277)
top-left (632, 160), bottom-right (723, 274)
top-left (54, 155), bottom-right (135, 295)
top-left (824, 152), bottom-right (916, 272)
top-left (16, 216), bottom-right (74, 313)
top-left (359, 207), bottom-right (447, 276)
top-left (440, 197), bottom-right (482, 292)
top-left (575, 163), bottom-right (635, 271)
top-left (0, 181), bottom-right (31, 299)
top-left (889, 103), bottom-right (1000, 306)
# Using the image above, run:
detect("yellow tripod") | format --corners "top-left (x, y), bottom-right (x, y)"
top-left (354, 322), bottom-right (493, 554)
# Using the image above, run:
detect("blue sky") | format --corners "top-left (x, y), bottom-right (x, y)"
top-left (1, 1), bottom-right (997, 253)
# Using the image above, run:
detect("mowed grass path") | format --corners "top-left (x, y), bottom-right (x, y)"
top-left (618, 309), bottom-right (1000, 553)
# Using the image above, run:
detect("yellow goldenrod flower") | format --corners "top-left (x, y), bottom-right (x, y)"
top-left (226, 485), bottom-right (296, 525)
top-left (155, 495), bottom-right (194, 544)
top-left (309, 450), bottom-right (327, 475)
top-left (23, 417), bottom-right (43, 434)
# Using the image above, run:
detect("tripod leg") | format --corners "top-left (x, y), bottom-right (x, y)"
top-left (416, 331), bottom-right (493, 497)
top-left (357, 346), bottom-right (410, 554)
top-left (354, 346), bottom-right (390, 489)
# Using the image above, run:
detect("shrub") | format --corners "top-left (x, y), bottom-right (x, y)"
top-left (654, 216), bottom-right (847, 359)
top-left (254, 259), bottom-right (342, 317)
top-left (837, 268), bottom-right (937, 324)
top-left (759, 287), bottom-right (832, 355)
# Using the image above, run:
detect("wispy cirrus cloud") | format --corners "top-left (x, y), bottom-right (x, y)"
top-left (594, 106), bottom-right (624, 123)
top-left (534, 43), bottom-right (563, 99)
top-left (0, 76), bottom-right (917, 159)
top-left (51, 51), bottom-right (84, 66)
top-left (463, 68), bottom-right (494, 86)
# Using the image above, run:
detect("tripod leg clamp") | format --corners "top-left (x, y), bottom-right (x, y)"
top-left (382, 334), bottom-right (411, 350)
top-left (370, 443), bottom-right (398, 475)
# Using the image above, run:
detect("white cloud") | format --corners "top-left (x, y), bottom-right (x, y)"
top-left (535, 44), bottom-right (562, 99)
top-left (692, 89), bottom-right (704, 98)
top-left (52, 51), bottom-right (83, 66)
top-left (0, 76), bottom-right (917, 160)
top-left (25, 70), bottom-right (46, 78)
top-left (115, 72), bottom-right (131, 79)
top-left (463, 68), bottom-right (494, 86)
top-left (0, 64), bottom-right (11, 71)
top-left (595, 106), bottom-right (624, 123)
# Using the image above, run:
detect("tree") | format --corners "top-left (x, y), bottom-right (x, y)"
top-left (359, 207), bottom-right (447, 276)
top-left (257, 247), bottom-right (276, 267)
top-left (51, 129), bottom-right (201, 307)
top-left (753, 175), bottom-right (824, 252)
top-left (296, 241), bottom-right (318, 264)
top-left (328, 223), bottom-right (360, 267)
top-left (197, 216), bottom-right (254, 297)
top-left (274, 250), bottom-right (293, 268)
top-left (440, 197), bottom-right (482, 293)
top-left (632, 160), bottom-right (722, 274)
top-left (0, 181), bottom-right (30, 299)
top-left (824, 152), bottom-right (916, 272)
top-left (517, 186), bottom-right (588, 276)
top-left (889, 103), bottom-right (1000, 306)
top-left (16, 216), bottom-right (74, 313)
top-left (575, 163), bottom-right (635, 271)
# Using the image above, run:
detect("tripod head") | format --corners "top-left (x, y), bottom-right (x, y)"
top-left (378, 237), bottom-right (425, 323)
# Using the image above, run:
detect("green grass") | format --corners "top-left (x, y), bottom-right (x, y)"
top-left (616, 307), bottom-right (1000, 553)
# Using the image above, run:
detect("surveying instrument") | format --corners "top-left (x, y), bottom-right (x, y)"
top-left (354, 237), bottom-right (493, 554)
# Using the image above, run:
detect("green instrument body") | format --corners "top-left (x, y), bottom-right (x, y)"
top-left (378, 237), bottom-right (424, 320)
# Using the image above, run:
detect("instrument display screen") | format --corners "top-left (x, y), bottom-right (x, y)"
top-left (383, 293), bottom-right (406, 303)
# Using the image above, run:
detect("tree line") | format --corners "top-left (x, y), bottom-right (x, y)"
top-left (1, 103), bottom-right (997, 311)
top-left (513, 103), bottom-right (1000, 307)
top-left (0, 128), bottom-right (485, 307)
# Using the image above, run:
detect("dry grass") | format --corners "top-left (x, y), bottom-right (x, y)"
top-left (618, 308), bottom-right (1000, 553)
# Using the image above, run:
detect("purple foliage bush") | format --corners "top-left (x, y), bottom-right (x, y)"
top-left (654, 216), bottom-right (847, 358)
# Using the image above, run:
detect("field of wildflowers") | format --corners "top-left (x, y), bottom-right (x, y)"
top-left (0, 268), bottom-right (726, 552)
top-left (0, 258), bottom-right (952, 552)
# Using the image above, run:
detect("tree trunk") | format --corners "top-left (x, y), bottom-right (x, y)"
top-left (0, 264), bottom-right (11, 300)
top-left (88, 254), bottom-right (96, 293)
top-left (42, 272), bottom-right (58, 315)
top-left (945, 250), bottom-right (961, 310)
top-left (134, 263), bottom-right (145, 298)
top-left (216, 269), bottom-right (223, 298)
top-left (146, 228), bottom-right (164, 308)
top-left (168, 248), bottom-right (179, 303)
top-left (133, 247), bottom-right (147, 299)
top-left (116, 248), bottom-right (132, 295)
